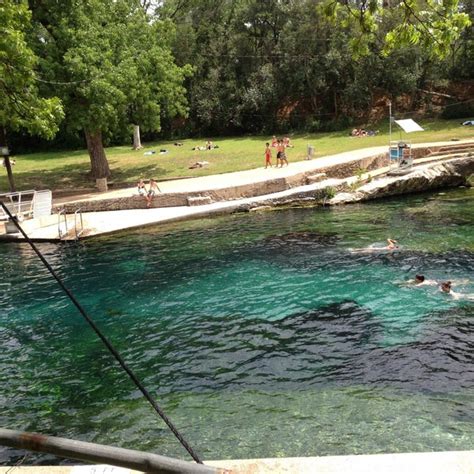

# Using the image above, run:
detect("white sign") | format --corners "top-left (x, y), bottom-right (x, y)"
top-left (394, 119), bottom-right (424, 133)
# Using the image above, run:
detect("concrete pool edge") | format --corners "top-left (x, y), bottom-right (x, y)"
top-left (1, 450), bottom-right (474, 473)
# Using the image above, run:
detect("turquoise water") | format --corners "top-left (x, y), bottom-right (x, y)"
top-left (1, 188), bottom-right (473, 464)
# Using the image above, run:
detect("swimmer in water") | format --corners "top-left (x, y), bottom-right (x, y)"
top-left (386, 238), bottom-right (398, 250)
top-left (413, 274), bottom-right (437, 286)
top-left (439, 281), bottom-right (474, 300)
top-left (349, 239), bottom-right (400, 254)
top-left (440, 281), bottom-right (452, 293)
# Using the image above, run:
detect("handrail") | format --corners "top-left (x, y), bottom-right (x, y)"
top-left (0, 189), bottom-right (36, 219)
top-left (74, 208), bottom-right (84, 239)
top-left (57, 208), bottom-right (68, 239)
top-left (0, 428), bottom-right (221, 474)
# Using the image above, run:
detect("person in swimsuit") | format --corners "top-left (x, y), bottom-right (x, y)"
top-left (137, 179), bottom-right (146, 196)
top-left (277, 139), bottom-right (287, 167)
top-left (145, 179), bottom-right (161, 208)
top-left (412, 275), bottom-right (437, 286)
top-left (440, 281), bottom-right (453, 293)
top-left (386, 238), bottom-right (398, 250)
top-left (439, 281), bottom-right (467, 299)
top-left (264, 142), bottom-right (272, 168)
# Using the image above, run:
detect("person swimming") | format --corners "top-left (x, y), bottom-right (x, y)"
top-left (439, 281), bottom-right (474, 300)
top-left (386, 238), bottom-right (398, 250)
top-left (413, 274), bottom-right (437, 286)
top-left (350, 238), bottom-right (401, 254)
top-left (440, 281), bottom-right (452, 293)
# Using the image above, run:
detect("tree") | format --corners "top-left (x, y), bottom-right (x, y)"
top-left (0, 0), bottom-right (63, 191)
top-left (29, 0), bottom-right (190, 185)
top-left (322, 0), bottom-right (472, 58)
top-left (125, 18), bottom-right (192, 150)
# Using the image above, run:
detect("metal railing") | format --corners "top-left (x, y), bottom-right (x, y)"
top-left (57, 208), bottom-right (85, 240)
top-left (0, 190), bottom-right (36, 221)
top-left (57, 208), bottom-right (68, 239)
top-left (74, 208), bottom-right (84, 239)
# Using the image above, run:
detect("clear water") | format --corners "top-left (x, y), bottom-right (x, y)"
top-left (1, 188), bottom-right (473, 464)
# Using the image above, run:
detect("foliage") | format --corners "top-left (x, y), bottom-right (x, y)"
top-left (3, 0), bottom-right (473, 154)
top-left (0, 0), bottom-right (63, 140)
top-left (152, 0), bottom-right (473, 137)
top-left (356, 167), bottom-right (368, 179)
top-left (322, 0), bottom-right (472, 59)
top-left (322, 186), bottom-right (337, 200)
top-left (28, 0), bottom-right (191, 178)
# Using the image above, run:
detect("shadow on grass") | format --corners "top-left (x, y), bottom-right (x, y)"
top-left (108, 162), bottom-right (168, 184)
top-left (15, 149), bottom-right (90, 162)
top-left (0, 162), bottom-right (165, 192)
top-left (0, 162), bottom-right (91, 191)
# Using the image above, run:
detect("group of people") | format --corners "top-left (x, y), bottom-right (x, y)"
top-left (265, 137), bottom-right (292, 168)
top-left (271, 136), bottom-right (293, 148)
top-left (137, 178), bottom-right (161, 208)
top-left (350, 128), bottom-right (378, 137)
top-left (377, 239), bottom-right (470, 299)
top-left (410, 275), bottom-right (469, 299)
top-left (192, 140), bottom-right (218, 151)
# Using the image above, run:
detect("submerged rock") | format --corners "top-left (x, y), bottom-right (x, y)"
top-left (263, 231), bottom-right (340, 246)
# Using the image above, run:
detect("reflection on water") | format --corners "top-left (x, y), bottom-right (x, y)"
top-left (0, 188), bottom-right (473, 464)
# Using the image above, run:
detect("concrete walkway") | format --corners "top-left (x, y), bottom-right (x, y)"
top-left (12, 176), bottom-right (343, 240)
top-left (1, 450), bottom-right (474, 473)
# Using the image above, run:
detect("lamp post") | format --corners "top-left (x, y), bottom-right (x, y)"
top-left (1, 146), bottom-right (16, 192)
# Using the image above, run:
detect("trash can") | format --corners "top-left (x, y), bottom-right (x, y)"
top-left (397, 142), bottom-right (407, 156)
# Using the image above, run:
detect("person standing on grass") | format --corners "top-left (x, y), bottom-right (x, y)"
top-left (264, 142), bottom-right (273, 168)
top-left (276, 139), bottom-right (283, 167)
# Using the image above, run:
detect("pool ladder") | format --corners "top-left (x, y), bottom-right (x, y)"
top-left (58, 208), bottom-right (84, 240)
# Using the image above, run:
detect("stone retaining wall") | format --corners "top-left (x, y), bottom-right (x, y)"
top-left (328, 156), bottom-right (474, 205)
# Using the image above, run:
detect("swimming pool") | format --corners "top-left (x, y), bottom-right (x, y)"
top-left (1, 187), bottom-right (473, 464)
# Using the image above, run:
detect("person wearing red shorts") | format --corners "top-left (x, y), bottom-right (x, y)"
top-left (264, 142), bottom-right (272, 168)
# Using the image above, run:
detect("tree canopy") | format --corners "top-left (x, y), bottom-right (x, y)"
top-left (323, 0), bottom-right (472, 59)
top-left (28, 0), bottom-right (192, 179)
top-left (2, 0), bottom-right (472, 160)
top-left (0, 0), bottom-right (63, 140)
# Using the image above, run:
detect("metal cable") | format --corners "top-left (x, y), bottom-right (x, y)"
top-left (0, 202), bottom-right (203, 464)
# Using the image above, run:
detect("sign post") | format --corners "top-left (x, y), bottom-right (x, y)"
top-left (1, 147), bottom-right (16, 192)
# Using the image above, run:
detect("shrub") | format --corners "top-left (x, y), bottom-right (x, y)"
top-left (322, 186), bottom-right (336, 199)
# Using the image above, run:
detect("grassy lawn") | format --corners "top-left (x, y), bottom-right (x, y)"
top-left (2, 118), bottom-right (473, 192)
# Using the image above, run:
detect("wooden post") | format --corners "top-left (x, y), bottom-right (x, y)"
top-left (0, 128), bottom-right (15, 192)
top-left (3, 155), bottom-right (16, 192)
top-left (0, 428), bottom-right (225, 474)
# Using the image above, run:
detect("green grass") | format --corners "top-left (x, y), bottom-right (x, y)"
top-left (2, 118), bottom-right (473, 192)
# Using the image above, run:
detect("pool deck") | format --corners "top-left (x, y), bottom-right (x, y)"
top-left (2, 139), bottom-right (473, 242)
top-left (1, 450), bottom-right (474, 473)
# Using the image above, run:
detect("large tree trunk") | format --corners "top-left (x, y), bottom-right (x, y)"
top-left (0, 128), bottom-right (15, 192)
top-left (84, 129), bottom-right (111, 179)
top-left (132, 124), bottom-right (143, 150)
